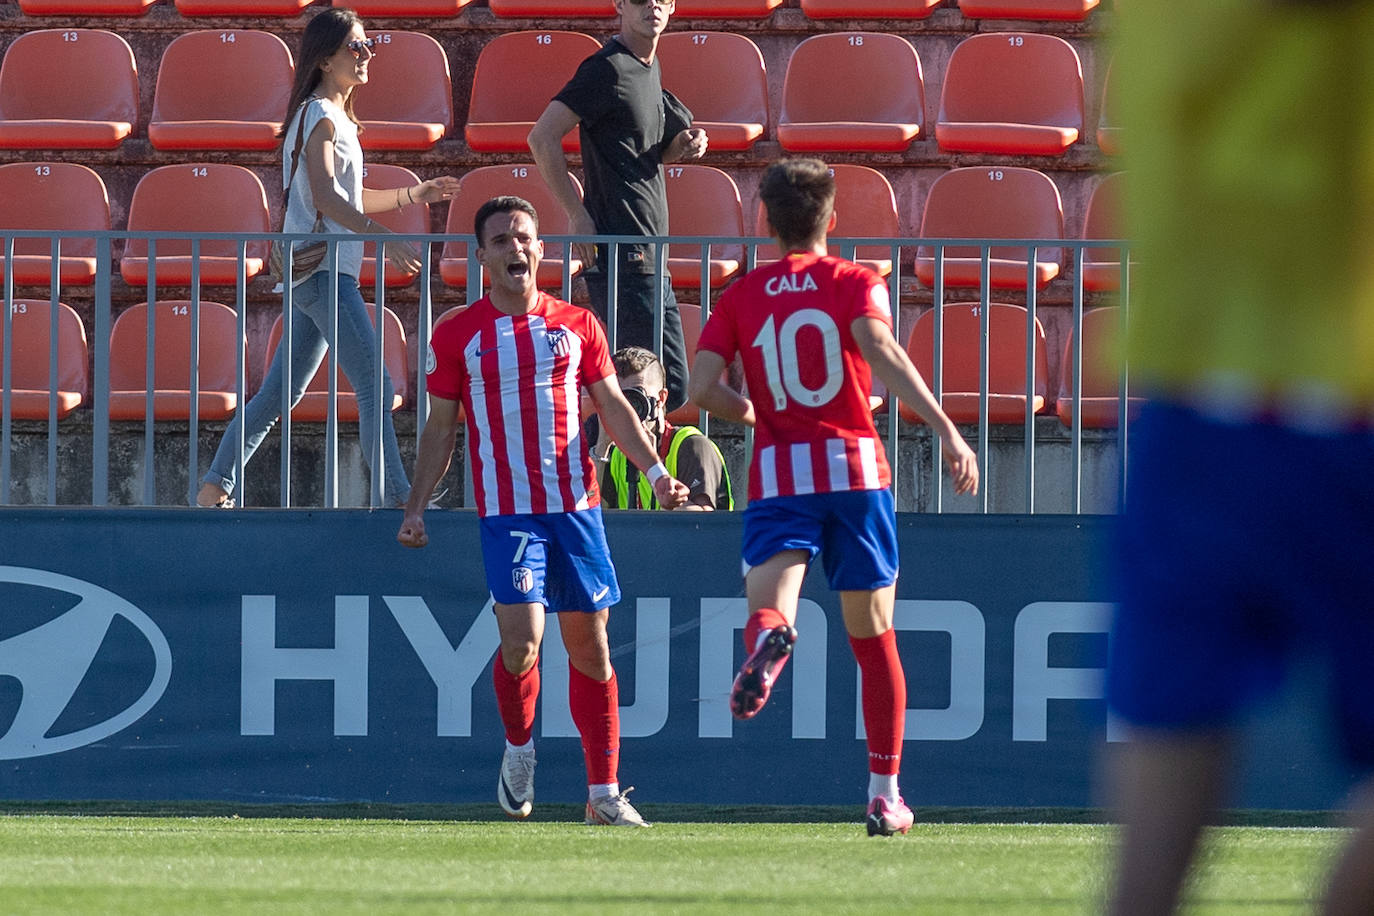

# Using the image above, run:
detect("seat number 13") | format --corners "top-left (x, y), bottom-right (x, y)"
top-left (750, 309), bottom-right (843, 410)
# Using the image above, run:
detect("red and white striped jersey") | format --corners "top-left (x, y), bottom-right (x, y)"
top-left (426, 292), bottom-right (614, 516)
top-left (697, 251), bottom-right (892, 501)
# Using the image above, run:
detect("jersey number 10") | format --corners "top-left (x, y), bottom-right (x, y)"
top-left (750, 309), bottom-right (843, 410)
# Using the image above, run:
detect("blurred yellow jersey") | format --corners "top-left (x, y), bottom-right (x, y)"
top-left (1117, 0), bottom-right (1374, 401)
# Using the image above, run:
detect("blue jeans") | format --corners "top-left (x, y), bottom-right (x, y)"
top-left (202, 272), bottom-right (411, 506)
top-left (584, 267), bottom-right (688, 412)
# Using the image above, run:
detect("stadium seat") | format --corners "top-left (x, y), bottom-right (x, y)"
top-left (0, 162), bottom-right (110, 287)
top-left (1057, 306), bottom-right (1143, 428)
top-left (914, 166), bottom-right (1064, 291)
top-left (357, 164), bottom-right (428, 290)
top-left (0, 299), bottom-right (87, 419)
top-left (663, 165), bottom-right (743, 290)
top-left (176, 0), bottom-right (312, 14)
top-left (1097, 59), bottom-right (1120, 156)
top-left (17, 0), bottom-right (156, 14)
top-left (935, 33), bottom-right (1085, 156)
top-left (487, 0), bottom-right (614, 15)
top-left (1080, 171), bottom-right (1126, 293)
top-left (901, 302), bottom-right (1048, 425)
top-left (755, 163), bottom-right (901, 278)
top-left (671, 0), bottom-right (783, 15)
top-left (263, 304), bottom-right (406, 421)
top-left (777, 32), bottom-right (924, 153)
top-left (148, 30), bottom-right (295, 152)
top-left (350, 31), bottom-right (452, 151)
top-left (108, 300), bottom-right (242, 421)
top-left (465, 31), bottom-right (602, 154)
top-left (439, 165), bottom-right (584, 291)
top-left (957, 0), bottom-right (1099, 21)
top-left (666, 302), bottom-right (714, 426)
top-left (657, 31), bottom-right (768, 152)
top-left (330, 0), bottom-right (475, 15)
top-left (801, 0), bottom-right (941, 17)
top-left (120, 164), bottom-right (271, 287)
top-left (0, 29), bottom-right (138, 150)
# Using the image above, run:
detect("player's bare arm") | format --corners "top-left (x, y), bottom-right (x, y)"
top-left (851, 316), bottom-right (979, 496)
top-left (397, 395), bottom-right (461, 548)
top-left (587, 375), bottom-right (690, 509)
top-left (528, 102), bottom-right (599, 267)
top-left (687, 350), bottom-right (755, 427)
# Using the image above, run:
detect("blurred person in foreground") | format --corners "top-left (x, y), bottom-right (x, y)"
top-left (688, 158), bottom-right (978, 837)
top-left (600, 345), bottom-right (732, 511)
top-left (397, 196), bottom-right (687, 827)
top-left (1105, 2), bottom-right (1374, 913)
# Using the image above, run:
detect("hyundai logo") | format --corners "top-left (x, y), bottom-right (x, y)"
top-left (0, 567), bottom-right (171, 760)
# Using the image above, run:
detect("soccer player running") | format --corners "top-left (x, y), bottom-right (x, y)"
top-left (688, 158), bottom-right (978, 837)
top-left (397, 195), bottom-right (689, 827)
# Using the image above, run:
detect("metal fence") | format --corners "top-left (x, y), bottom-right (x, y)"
top-left (1, 228), bottom-right (1131, 511)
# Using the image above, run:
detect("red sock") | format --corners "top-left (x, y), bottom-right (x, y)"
top-left (569, 666), bottom-right (620, 785)
top-left (491, 654), bottom-right (539, 746)
top-left (743, 607), bottom-right (791, 656)
top-left (850, 629), bottom-right (905, 776)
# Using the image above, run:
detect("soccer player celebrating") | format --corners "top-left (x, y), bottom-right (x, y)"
top-left (398, 195), bottom-right (688, 827)
top-left (688, 158), bottom-right (978, 837)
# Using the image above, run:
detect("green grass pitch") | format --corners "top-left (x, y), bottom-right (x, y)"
top-left (0, 806), bottom-right (1343, 914)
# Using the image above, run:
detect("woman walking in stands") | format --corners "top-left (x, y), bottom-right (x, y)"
top-left (196, 8), bottom-right (458, 508)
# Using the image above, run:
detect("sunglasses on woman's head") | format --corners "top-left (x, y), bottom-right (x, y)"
top-left (345, 37), bottom-right (377, 57)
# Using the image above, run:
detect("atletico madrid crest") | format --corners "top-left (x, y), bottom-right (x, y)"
top-left (545, 327), bottom-right (571, 358)
top-left (512, 566), bottom-right (534, 594)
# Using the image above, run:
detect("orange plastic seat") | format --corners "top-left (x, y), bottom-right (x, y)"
top-left (1057, 306), bottom-right (1143, 428)
top-left (802, 0), bottom-right (940, 17)
top-left (935, 32), bottom-right (1084, 156)
top-left (778, 32), bottom-right (924, 153)
top-left (488, 0), bottom-right (614, 14)
top-left (957, 0), bottom-right (1099, 21)
top-left (0, 299), bottom-right (87, 419)
top-left (672, 0), bottom-right (783, 15)
top-left (1097, 58), bottom-right (1121, 156)
top-left (350, 31), bottom-right (452, 151)
top-left (755, 163), bottom-right (900, 278)
top-left (666, 302), bottom-right (716, 426)
top-left (177, 0), bottom-right (312, 14)
top-left (0, 163), bottom-right (110, 287)
top-left (264, 304), bottom-right (406, 421)
top-left (1080, 171), bottom-right (1127, 293)
top-left (330, 0), bottom-right (475, 14)
top-left (120, 164), bottom-right (271, 287)
top-left (465, 31), bottom-right (601, 154)
top-left (914, 166), bottom-right (1064, 291)
top-left (148, 31), bottom-right (294, 152)
top-left (108, 301), bottom-right (243, 420)
top-left (663, 165), bottom-right (743, 290)
top-left (657, 32), bottom-right (768, 152)
top-left (901, 302), bottom-right (1048, 425)
top-left (0, 29), bottom-right (138, 150)
top-left (18, 0), bottom-right (156, 14)
top-left (439, 165), bottom-right (584, 291)
top-left (358, 164), bottom-right (429, 290)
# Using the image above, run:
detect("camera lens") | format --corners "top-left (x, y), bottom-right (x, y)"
top-left (623, 387), bottom-right (654, 422)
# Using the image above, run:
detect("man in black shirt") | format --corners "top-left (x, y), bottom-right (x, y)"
top-left (529, 0), bottom-right (708, 412)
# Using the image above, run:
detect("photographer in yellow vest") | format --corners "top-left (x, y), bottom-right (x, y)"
top-left (600, 346), bottom-right (732, 511)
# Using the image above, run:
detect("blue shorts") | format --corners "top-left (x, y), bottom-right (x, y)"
top-left (1108, 400), bottom-right (1374, 766)
top-left (741, 489), bottom-right (898, 591)
top-left (479, 507), bottom-right (621, 613)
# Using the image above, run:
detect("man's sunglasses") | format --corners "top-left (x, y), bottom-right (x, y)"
top-left (345, 37), bottom-right (378, 57)
top-left (626, 0), bottom-right (673, 6)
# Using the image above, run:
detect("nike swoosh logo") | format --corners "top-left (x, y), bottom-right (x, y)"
top-left (500, 773), bottom-right (524, 809)
top-left (592, 585), bottom-right (611, 604)
top-left (475, 346), bottom-right (499, 358)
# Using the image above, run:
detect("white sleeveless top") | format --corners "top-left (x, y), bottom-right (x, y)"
top-left (281, 96), bottom-right (364, 283)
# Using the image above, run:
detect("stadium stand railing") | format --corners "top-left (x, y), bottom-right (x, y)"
top-left (1, 226), bottom-right (1131, 513)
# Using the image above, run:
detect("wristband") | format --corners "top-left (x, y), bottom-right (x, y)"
top-left (646, 462), bottom-right (669, 485)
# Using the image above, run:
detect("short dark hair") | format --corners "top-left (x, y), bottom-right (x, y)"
top-left (612, 346), bottom-right (665, 392)
top-left (474, 195), bottom-right (539, 247)
top-left (758, 158), bottom-right (836, 250)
